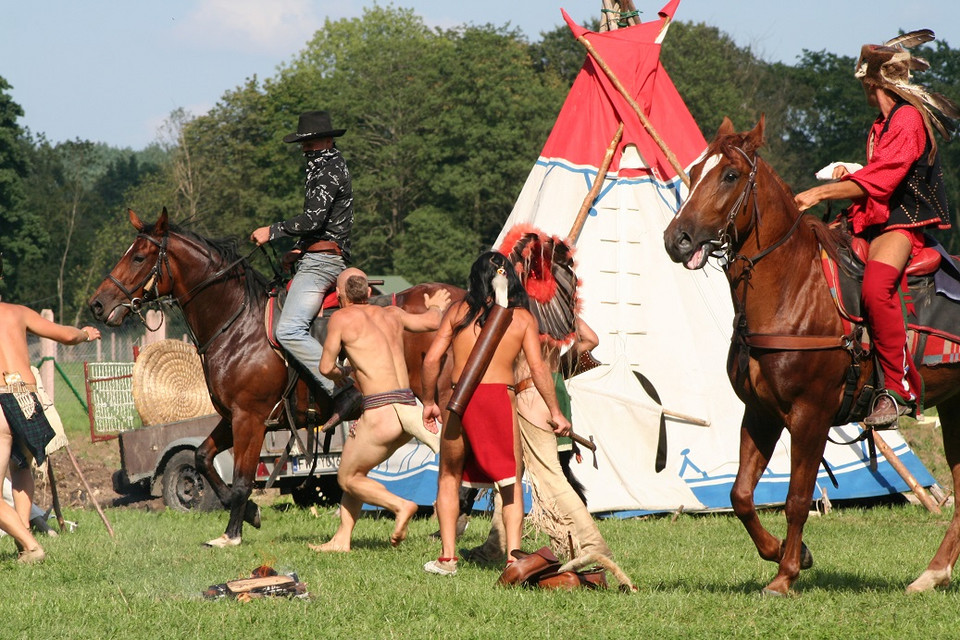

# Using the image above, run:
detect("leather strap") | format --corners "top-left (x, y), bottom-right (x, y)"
top-left (302, 240), bottom-right (341, 255)
top-left (743, 333), bottom-right (847, 351)
top-left (515, 377), bottom-right (534, 393)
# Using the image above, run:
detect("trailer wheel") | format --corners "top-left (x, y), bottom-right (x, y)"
top-left (161, 450), bottom-right (220, 512)
top-left (291, 475), bottom-right (343, 508)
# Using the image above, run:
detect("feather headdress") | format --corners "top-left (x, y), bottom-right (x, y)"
top-left (855, 29), bottom-right (960, 156)
top-left (498, 224), bottom-right (580, 347)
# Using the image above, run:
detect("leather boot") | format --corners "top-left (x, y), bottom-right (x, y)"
top-left (321, 384), bottom-right (363, 431)
top-left (863, 394), bottom-right (908, 428)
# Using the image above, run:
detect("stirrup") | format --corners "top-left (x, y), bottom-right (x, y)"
top-left (863, 392), bottom-right (909, 429)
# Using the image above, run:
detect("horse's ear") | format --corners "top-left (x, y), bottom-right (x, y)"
top-left (717, 117), bottom-right (736, 138)
top-left (156, 207), bottom-right (169, 236)
top-left (744, 114), bottom-right (767, 154)
top-left (128, 209), bottom-right (145, 231)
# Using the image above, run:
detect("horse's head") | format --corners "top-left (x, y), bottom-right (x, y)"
top-left (89, 208), bottom-right (173, 326)
top-left (664, 116), bottom-right (766, 269)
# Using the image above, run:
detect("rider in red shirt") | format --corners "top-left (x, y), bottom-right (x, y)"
top-left (795, 32), bottom-right (957, 426)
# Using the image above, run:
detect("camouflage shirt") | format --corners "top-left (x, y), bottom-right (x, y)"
top-left (269, 147), bottom-right (354, 261)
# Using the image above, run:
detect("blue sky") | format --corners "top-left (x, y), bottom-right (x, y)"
top-left (2, 1), bottom-right (957, 150)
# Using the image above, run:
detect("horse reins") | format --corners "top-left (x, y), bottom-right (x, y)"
top-left (719, 147), bottom-right (859, 354)
top-left (109, 229), bottom-right (261, 354)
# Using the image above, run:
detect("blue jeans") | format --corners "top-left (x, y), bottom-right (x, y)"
top-left (276, 252), bottom-right (345, 395)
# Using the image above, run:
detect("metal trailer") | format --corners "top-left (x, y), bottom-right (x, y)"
top-left (110, 414), bottom-right (348, 511)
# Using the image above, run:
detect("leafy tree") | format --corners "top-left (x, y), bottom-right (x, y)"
top-left (393, 206), bottom-right (481, 286)
top-left (0, 76), bottom-right (45, 302)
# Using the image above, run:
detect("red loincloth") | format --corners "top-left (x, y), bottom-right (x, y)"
top-left (460, 383), bottom-right (518, 489)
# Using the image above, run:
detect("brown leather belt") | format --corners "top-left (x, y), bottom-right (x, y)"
top-left (303, 240), bottom-right (342, 255)
top-left (515, 377), bottom-right (534, 393)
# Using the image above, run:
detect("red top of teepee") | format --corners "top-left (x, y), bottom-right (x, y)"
top-left (544, 1), bottom-right (705, 181)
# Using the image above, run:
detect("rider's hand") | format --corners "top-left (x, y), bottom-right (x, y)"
top-left (250, 226), bottom-right (271, 246)
top-left (794, 188), bottom-right (821, 213)
top-left (832, 165), bottom-right (850, 180)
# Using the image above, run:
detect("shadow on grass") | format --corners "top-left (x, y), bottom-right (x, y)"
top-left (649, 568), bottom-right (907, 595)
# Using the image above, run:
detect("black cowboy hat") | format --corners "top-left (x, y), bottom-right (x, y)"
top-left (282, 110), bottom-right (346, 143)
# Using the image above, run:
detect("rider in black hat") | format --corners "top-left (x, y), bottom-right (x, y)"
top-left (250, 110), bottom-right (359, 426)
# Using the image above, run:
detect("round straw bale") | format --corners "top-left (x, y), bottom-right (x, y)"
top-left (132, 339), bottom-right (216, 426)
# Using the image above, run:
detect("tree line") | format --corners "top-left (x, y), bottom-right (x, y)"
top-left (1, 6), bottom-right (959, 325)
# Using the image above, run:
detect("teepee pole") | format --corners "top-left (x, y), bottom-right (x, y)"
top-left (569, 122), bottom-right (624, 242)
top-left (870, 429), bottom-right (941, 514)
top-left (576, 35), bottom-right (691, 188)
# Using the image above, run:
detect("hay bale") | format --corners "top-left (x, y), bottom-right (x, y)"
top-left (132, 340), bottom-right (216, 426)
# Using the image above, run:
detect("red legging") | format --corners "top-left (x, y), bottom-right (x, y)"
top-left (861, 260), bottom-right (919, 402)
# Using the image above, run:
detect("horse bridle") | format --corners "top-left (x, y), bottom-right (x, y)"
top-left (108, 228), bottom-right (260, 353)
top-left (106, 232), bottom-right (171, 328)
top-left (711, 146), bottom-right (805, 271)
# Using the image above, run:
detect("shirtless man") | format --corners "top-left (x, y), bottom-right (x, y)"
top-left (310, 267), bottom-right (451, 552)
top-left (0, 300), bottom-right (100, 562)
top-left (420, 251), bottom-right (571, 576)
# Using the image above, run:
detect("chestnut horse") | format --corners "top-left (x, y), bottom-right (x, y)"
top-left (663, 117), bottom-right (960, 595)
top-left (89, 208), bottom-right (462, 547)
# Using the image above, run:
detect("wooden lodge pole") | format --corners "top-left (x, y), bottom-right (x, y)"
top-left (64, 445), bottom-right (116, 538)
top-left (575, 35), bottom-right (690, 188)
top-left (870, 429), bottom-right (941, 514)
top-left (568, 123), bottom-right (624, 242)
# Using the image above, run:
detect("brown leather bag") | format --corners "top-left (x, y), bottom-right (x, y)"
top-left (496, 547), bottom-right (562, 587)
top-left (536, 567), bottom-right (608, 591)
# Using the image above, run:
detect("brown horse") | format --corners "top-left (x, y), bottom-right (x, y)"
top-left (89, 208), bottom-right (462, 547)
top-left (663, 117), bottom-right (960, 595)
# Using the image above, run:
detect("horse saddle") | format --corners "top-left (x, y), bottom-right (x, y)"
top-left (821, 234), bottom-right (960, 367)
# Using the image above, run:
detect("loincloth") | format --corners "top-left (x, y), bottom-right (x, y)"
top-left (359, 389), bottom-right (439, 454)
top-left (0, 390), bottom-right (55, 468)
top-left (460, 383), bottom-right (517, 489)
top-left (362, 388), bottom-right (417, 411)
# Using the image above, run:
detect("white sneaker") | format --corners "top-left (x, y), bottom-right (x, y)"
top-left (423, 559), bottom-right (457, 576)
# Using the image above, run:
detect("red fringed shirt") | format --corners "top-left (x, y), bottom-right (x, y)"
top-left (842, 105), bottom-right (927, 235)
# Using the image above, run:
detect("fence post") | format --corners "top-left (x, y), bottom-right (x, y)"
top-left (142, 310), bottom-right (166, 346)
top-left (40, 309), bottom-right (56, 400)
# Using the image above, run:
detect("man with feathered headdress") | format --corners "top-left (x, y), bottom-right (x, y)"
top-left (796, 30), bottom-right (960, 427)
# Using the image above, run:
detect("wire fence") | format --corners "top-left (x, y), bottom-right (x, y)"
top-left (27, 307), bottom-right (196, 440)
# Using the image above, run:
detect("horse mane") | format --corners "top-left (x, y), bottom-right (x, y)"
top-left (144, 221), bottom-right (272, 306)
top-left (715, 136), bottom-right (853, 263)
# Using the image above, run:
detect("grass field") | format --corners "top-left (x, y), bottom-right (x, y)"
top-left (3, 499), bottom-right (959, 639)
top-left (27, 364), bottom-right (958, 638)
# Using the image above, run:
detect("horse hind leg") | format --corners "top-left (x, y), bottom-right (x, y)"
top-left (907, 397), bottom-right (960, 593)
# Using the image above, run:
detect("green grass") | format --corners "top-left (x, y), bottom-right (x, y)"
top-left (4, 501), bottom-right (960, 639)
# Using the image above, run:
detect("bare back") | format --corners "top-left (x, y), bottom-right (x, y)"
top-left (449, 302), bottom-right (540, 385)
top-left (327, 305), bottom-right (409, 395)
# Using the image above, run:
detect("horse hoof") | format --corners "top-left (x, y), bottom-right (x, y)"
top-left (244, 501), bottom-right (261, 529)
top-left (906, 569), bottom-right (951, 594)
top-left (800, 543), bottom-right (814, 570)
top-left (204, 534), bottom-right (241, 548)
top-left (760, 587), bottom-right (788, 597)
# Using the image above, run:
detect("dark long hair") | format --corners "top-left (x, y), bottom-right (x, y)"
top-left (453, 251), bottom-right (529, 336)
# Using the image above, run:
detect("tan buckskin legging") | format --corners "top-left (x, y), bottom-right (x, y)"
top-left (475, 412), bottom-right (612, 561)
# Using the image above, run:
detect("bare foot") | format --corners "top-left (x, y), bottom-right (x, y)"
top-left (308, 540), bottom-right (350, 553)
top-left (17, 546), bottom-right (45, 564)
top-left (203, 534), bottom-right (241, 548)
top-left (390, 500), bottom-right (418, 547)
